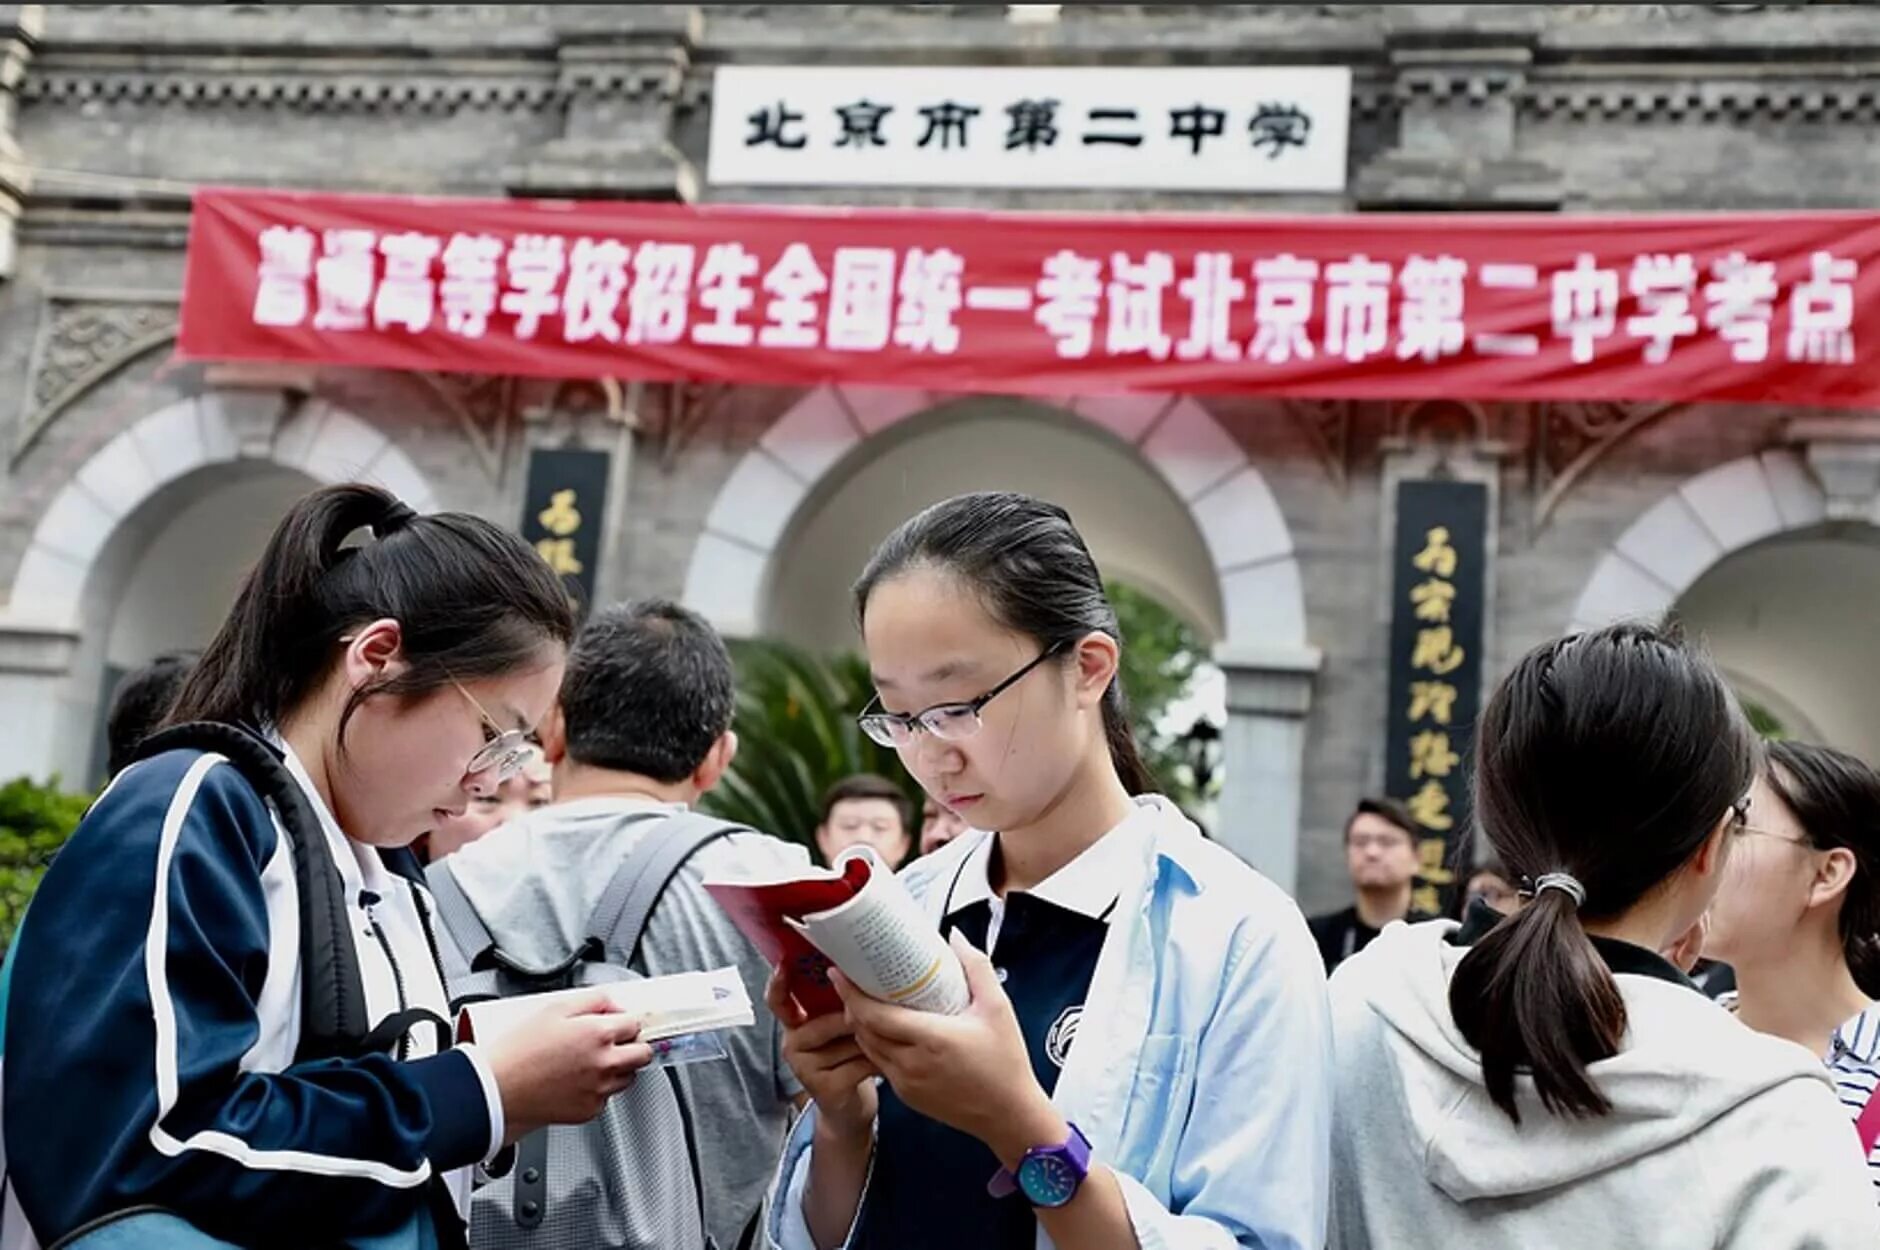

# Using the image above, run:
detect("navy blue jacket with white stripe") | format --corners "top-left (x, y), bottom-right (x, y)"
top-left (0, 748), bottom-right (495, 1247)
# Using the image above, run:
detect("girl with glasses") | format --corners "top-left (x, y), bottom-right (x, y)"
top-left (1705, 740), bottom-right (1880, 1201)
top-left (763, 491), bottom-right (1332, 1250)
top-left (1326, 623), bottom-right (1877, 1248)
top-left (2, 484), bottom-right (653, 1250)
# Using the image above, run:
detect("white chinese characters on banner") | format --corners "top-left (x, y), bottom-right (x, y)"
top-left (709, 66), bottom-right (1351, 193)
top-left (244, 227), bottom-right (1862, 374)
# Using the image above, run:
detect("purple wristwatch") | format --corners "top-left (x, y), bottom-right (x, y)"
top-left (987, 1122), bottom-right (1092, 1208)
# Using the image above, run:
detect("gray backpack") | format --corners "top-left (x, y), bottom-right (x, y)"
top-left (426, 811), bottom-right (748, 1250)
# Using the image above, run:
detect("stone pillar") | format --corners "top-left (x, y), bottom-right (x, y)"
top-left (1355, 38), bottom-right (1561, 210)
top-left (0, 6), bottom-right (42, 280)
top-left (506, 6), bottom-right (699, 201)
top-left (0, 618), bottom-right (78, 783)
top-left (1215, 642), bottom-right (1321, 893)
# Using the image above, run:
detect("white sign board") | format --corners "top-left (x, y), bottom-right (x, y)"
top-left (708, 65), bottom-right (1350, 193)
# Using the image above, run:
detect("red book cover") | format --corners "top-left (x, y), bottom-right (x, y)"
top-left (704, 856), bottom-right (874, 1018)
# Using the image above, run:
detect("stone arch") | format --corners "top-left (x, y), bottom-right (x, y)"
top-left (1568, 449), bottom-right (1842, 631)
top-left (7, 393), bottom-right (437, 633)
top-left (680, 385), bottom-right (1306, 653)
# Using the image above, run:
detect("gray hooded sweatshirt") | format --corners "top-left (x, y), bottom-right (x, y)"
top-left (1328, 919), bottom-right (1880, 1250)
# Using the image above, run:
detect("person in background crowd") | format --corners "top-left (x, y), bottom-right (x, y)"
top-left (1458, 858), bottom-right (1519, 919)
top-left (1308, 797), bottom-right (1440, 973)
top-left (103, 650), bottom-right (197, 777)
top-left (1, 484), bottom-right (652, 1249)
top-left (920, 793), bottom-right (971, 857)
top-left (1326, 622), bottom-right (1878, 1249)
top-left (766, 492), bottom-right (1331, 1250)
top-left (815, 773), bottom-right (914, 869)
top-left (435, 598), bottom-right (812, 1250)
top-left (1705, 739), bottom-right (1880, 1198)
top-left (416, 744), bottom-right (555, 863)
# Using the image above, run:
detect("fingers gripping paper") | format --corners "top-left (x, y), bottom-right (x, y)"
top-left (705, 846), bottom-right (968, 1018)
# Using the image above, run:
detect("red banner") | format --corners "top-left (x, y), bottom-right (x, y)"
top-left (179, 188), bottom-right (1880, 409)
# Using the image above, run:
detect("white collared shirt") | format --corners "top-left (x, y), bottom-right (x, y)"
top-left (1828, 1001), bottom-right (1880, 1196)
top-left (941, 807), bottom-right (1152, 954)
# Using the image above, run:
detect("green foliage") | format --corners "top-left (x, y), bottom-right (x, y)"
top-left (1107, 580), bottom-right (1213, 808)
top-left (0, 776), bottom-right (92, 954)
top-left (703, 641), bottom-right (924, 853)
top-left (1742, 698), bottom-right (1789, 741)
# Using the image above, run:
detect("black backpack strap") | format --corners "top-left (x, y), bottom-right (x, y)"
top-left (131, 722), bottom-right (370, 1061)
top-left (587, 809), bottom-right (747, 966)
top-left (425, 860), bottom-right (496, 988)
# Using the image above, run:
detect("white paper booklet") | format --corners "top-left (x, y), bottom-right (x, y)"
top-left (455, 965), bottom-right (755, 1050)
top-left (784, 845), bottom-right (970, 1015)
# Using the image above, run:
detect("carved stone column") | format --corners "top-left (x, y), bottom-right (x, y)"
top-left (506, 6), bottom-right (700, 201)
top-left (0, 6), bottom-right (41, 280)
top-left (1355, 39), bottom-right (1562, 210)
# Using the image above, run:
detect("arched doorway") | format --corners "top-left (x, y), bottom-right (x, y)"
top-left (1570, 448), bottom-right (1880, 758)
top-left (681, 384), bottom-right (1318, 886)
top-left (0, 394), bottom-right (436, 784)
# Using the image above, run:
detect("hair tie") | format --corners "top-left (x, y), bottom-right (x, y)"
top-left (1530, 872), bottom-right (1587, 909)
top-left (377, 500), bottom-right (417, 536)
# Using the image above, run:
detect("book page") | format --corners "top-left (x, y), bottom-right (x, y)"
top-left (456, 965), bottom-right (755, 1050)
top-left (788, 846), bottom-right (969, 1015)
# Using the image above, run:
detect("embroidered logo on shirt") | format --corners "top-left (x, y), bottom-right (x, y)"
top-left (1045, 1004), bottom-right (1083, 1068)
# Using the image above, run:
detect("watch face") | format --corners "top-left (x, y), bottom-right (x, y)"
top-left (1017, 1153), bottom-right (1080, 1208)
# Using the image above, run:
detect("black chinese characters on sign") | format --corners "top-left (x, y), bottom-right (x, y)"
top-left (520, 448), bottom-right (610, 614)
top-left (1383, 480), bottom-right (1488, 916)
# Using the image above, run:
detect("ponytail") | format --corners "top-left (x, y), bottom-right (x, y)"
top-left (1448, 887), bottom-right (1625, 1121)
top-left (1459, 622), bottom-right (1758, 1124)
top-left (169, 482), bottom-right (573, 736)
top-left (1102, 681), bottom-right (1156, 797)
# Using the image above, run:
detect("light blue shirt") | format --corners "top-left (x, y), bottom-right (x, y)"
top-left (763, 795), bottom-right (1333, 1250)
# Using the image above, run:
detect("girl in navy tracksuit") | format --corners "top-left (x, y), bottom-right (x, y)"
top-left (0, 484), bottom-right (652, 1249)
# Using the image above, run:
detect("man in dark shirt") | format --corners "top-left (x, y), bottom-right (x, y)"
top-left (1308, 796), bottom-right (1438, 973)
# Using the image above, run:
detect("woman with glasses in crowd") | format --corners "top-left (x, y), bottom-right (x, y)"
top-left (2, 484), bottom-right (653, 1250)
top-left (1326, 622), bottom-right (1877, 1248)
top-left (1705, 739), bottom-right (1880, 1200)
top-left (763, 491), bottom-right (1331, 1250)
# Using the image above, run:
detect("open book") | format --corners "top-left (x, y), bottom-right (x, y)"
top-left (454, 966), bottom-right (754, 1051)
top-left (704, 845), bottom-right (969, 1019)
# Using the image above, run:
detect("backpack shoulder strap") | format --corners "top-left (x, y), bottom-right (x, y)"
top-left (588, 809), bottom-right (747, 967)
top-left (131, 722), bottom-right (370, 1060)
top-left (424, 859), bottom-right (495, 988)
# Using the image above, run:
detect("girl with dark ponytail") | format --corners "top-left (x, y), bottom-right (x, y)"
top-left (1326, 621), bottom-right (1879, 1248)
top-left (1706, 739), bottom-right (1880, 1201)
top-left (761, 492), bottom-right (1332, 1250)
top-left (3, 484), bottom-right (656, 1250)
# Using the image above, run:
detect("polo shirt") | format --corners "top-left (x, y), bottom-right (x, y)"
top-left (851, 822), bottom-right (1145, 1249)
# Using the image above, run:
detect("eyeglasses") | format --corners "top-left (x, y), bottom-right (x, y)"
top-left (1729, 797), bottom-right (1809, 848)
top-left (858, 641), bottom-right (1069, 749)
top-left (452, 679), bottom-right (535, 781)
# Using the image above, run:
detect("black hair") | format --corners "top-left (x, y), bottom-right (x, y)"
top-left (1346, 796), bottom-right (1420, 843)
top-left (559, 598), bottom-right (734, 785)
top-left (106, 651), bottom-right (199, 776)
top-left (821, 774), bottom-right (913, 833)
top-left (852, 492), bottom-right (1156, 796)
top-left (1764, 740), bottom-right (1880, 998)
top-left (167, 484), bottom-right (574, 740)
top-left (1448, 621), bottom-right (1759, 1123)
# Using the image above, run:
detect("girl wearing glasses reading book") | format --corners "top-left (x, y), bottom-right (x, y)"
top-left (764, 491), bottom-right (1332, 1250)
top-left (2, 484), bottom-right (654, 1250)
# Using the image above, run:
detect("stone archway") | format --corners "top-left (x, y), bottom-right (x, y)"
top-left (680, 384), bottom-right (1320, 887)
top-left (1570, 446), bottom-right (1880, 758)
top-left (0, 392), bottom-right (436, 783)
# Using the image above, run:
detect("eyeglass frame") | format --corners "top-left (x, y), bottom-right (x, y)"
top-left (1729, 796), bottom-right (1811, 849)
top-left (858, 639), bottom-right (1071, 749)
top-left (452, 679), bottom-right (537, 781)
top-left (335, 632), bottom-right (536, 782)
